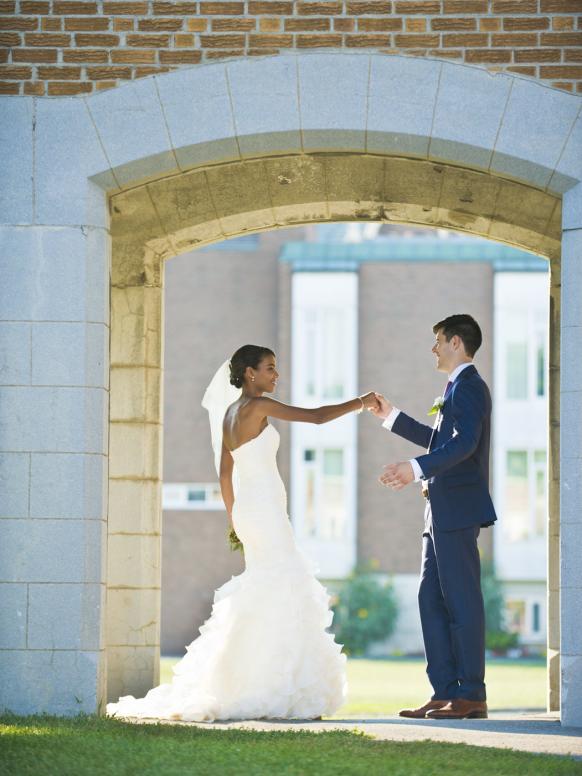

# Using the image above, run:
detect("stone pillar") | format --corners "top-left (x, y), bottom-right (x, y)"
top-left (548, 254), bottom-right (561, 712)
top-left (560, 181), bottom-right (582, 728)
top-left (106, 187), bottom-right (166, 703)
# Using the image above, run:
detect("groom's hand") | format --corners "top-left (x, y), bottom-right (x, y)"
top-left (379, 462), bottom-right (414, 490)
top-left (369, 393), bottom-right (393, 419)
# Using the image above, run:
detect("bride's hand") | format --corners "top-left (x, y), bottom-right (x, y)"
top-left (369, 393), bottom-right (393, 419)
top-left (359, 391), bottom-right (381, 411)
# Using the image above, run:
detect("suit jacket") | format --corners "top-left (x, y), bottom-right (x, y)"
top-left (391, 364), bottom-right (497, 531)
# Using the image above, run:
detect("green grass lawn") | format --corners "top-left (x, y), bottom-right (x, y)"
top-left (2, 714), bottom-right (580, 776)
top-left (161, 656), bottom-right (547, 715)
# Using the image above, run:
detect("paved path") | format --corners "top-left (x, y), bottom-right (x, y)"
top-left (140, 712), bottom-right (582, 760)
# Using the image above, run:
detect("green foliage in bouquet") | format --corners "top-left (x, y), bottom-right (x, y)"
top-left (481, 557), bottom-right (519, 652)
top-left (228, 526), bottom-right (243, 554)
top-left (331, 563), bottom-right (398, 656)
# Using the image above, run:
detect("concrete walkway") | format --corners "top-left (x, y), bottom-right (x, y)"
top-left (140, 712), bottom-right (582, 760)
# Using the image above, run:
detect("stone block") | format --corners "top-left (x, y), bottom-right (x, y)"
top-left (561, 229), bottom-right (582, 328)
top-left (0, 583), bottom-right (27, 648)
top-left (86, 76), bottom-right (179, 187)
top-left (106, 587), bottom-right (160, 646)
top-left (549, 111), bottom-right (582, 195)
top-left (227, 55), bottom-right (301, 158)
top-left (0, 453), bottom-right (29, 519)
top-left (0, 518), bottom-right (104, 584)
top-left (110, 286), bottom-right (163, 367)
top-left (109, 366), bottom-right (162, 423)
top-left (35, 96), bottom-right (116, 228)
top-left (562, 182), bottom-right (582, 232)
top-left (107, 534), bottom-right (161, 589)
top-left (108, 421), bottom-right (162, 480)
top-left (0, 97), bottom-right (33, 225)
top-left (0, 323), bottom-right (31, 386)
top-left (0, 386), bottom-right (107, 454)
top-left (561, 654), bottom-right (582, 727)
top-left (205, 159), bottom-right (275, 235)
top-left (29, 452), bottom-right (107, 520)
top-left (431, 64), bottom-right (512, 170)
top-left (155, 64), bottom-right (239, 170)
top-left (560, 394), bottom-right (582, 465)
top-left (32, 322), bottom-right (108, 388)
top-left (491, 77), bottom-right (581, 189)
top-left (106, 644), bottom-right (159, 702)
top-left (108, 478), bottom-right (161, 535)
top-left (298, 53), bottom-right (368, 153)
top-left (28, 583), bottom-right (104, 651)
top-left (367, 55), bottom-right (440, 158)
top-left (265, 155), bottom-right (327, 225)
top-left (560, 325), bottom-right (582, 394)
top-left (0, 648), bottom-right (104, 715)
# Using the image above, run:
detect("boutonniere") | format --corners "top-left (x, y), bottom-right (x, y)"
top-left (428, 395), bottom-right (445, 416)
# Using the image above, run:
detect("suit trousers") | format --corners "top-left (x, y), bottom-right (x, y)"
top-left (418, 504), bottom-right (486, 702)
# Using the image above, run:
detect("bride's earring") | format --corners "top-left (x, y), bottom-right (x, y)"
top-left (251, 375), bottom-right (255, 382)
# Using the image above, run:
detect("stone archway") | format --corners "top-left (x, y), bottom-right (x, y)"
top-left (1, 52), bottom-right (581, 725)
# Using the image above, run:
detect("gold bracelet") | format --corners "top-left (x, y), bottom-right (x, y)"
top-left (356, 396), bottom-right (364, 414)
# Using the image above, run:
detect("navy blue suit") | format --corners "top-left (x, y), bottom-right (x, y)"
top-left (391, 364), bottom-right (497, 702)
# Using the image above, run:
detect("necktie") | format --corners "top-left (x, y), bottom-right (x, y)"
top-left (444, 380), bottom-right (452, 399)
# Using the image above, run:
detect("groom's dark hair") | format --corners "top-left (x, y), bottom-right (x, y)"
top-left (433, 314), bottom-right (482, 357)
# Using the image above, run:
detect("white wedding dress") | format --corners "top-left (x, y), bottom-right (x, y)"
top-left (106, 361), bottom-right (347, 722)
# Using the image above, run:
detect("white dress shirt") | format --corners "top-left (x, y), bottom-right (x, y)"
top-left (382, 361), bottom-right (473, 482)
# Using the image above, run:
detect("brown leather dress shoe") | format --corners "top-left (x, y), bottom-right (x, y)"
top-left (425, 698), bottom-right (488, 719)
top-left (398, 699), bottom-right (450, 719)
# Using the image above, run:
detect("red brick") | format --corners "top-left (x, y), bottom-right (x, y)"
top-left (138, 18), bottom-right (184, 31)
top-left (87, 65), bottom-right (133, 79)
top-left (113, 18), bottom-right (134, 30)
top-left (0, 65), bottom-right (32, 78)
top-left (503, 17), bottom-right (550, 31)
top-left (296, 33), bottom-right (343, 46)
top-left (63, 48), bottom-right (109, 61)
top-left (541, 32), bottom-right (582, 45)
top-left (394, 1), bottom-right (439, 11)
top-left (20, 1), bottom-right (50, 11)
top-left (42, 18), bottom-right (63, 30)
top-left (258, 17), bottom-right (280, 30)
top-left (199, 2), bottom-right (245, 11)
top-left (248, 1), bottom-right (294, 12)
top-left (514, 48), bottom-right (561, 62)
top-left (0, 33), bottom-right (21, 46)
top-left (346, 33), bottom-right (391, 45)
top-left (552, 16), bottom-right (575, 30)
top-left (126, 34), bottom-right (172, 46)
top-left (135, 65), bottom-right (171, 76)
top-left (442, 33), bottom-right (488, 45)
top-left (53, 1), bottom-right (98, 12)
top-left (431, 17), bottom-right (477, 30)
top-left (285, 18), bottom-right (331, 31)
top-left (0, 17), bottom-right (38, 31)
top-left (12, 47), bottom-right (57, 62)
top-left (64, 18), bottom-right (110, 31)
top-left (111, 48), bottom-right (156, 62)
top-left (540, 65), bottom-right (582, 78)
top-left (103, 2), bottom-right (148, 11)
top-left (493, 0), bottom-right (537, 11)
top-left (200, 34), bottom-right (246, 46)
top-left (394, 33), bottom-right (440, 46)
top-left (24, 80), bottom-right (46, 94)
top-left (346, 1), bottom-right (392, 11)
top-left (298, 1), bottom-right (343, 12)
top-left (507, 65), bottom-right (536, 76)
top-left (212, 18), bottom-right (256, 30)
top-left (492, 33), bottom-right (538, 46)
top-left (47, 80), bottom-right (92, 94)
top-left (248, 47), bottom-right (279, 54)
top-left (540, 0), bottom-right (582, 10)
top-left (205, 48), bottom-right (243, 58)
top-left (442, 0), bottom-right (487, 11)
top-left (0, 81), bottom-right (21, 94)
top-left (159, 49), bottom-right (202, 63)
top-left (465, 48), bottom-right (512, 62)
top-left (24, 33), bottom-right (70, 45)
top-left (75, 33), bottom-right (119, 45)
top-left (565, 48), bottom-right (582, 61)
top-left (358, 17), bottom-right (402, 30)
top-left (37, 65), bottom-right (81, 78)
top-left (152, 2), bottom-right (197, 13)
top-left (0, 1), bottom-right (16, 11)
top-left (248, 33), bottom-right (292, 46)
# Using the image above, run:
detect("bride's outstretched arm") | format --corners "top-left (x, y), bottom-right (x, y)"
top-left (255, 393), bottom-right (379, 425)
top-left (219, 441), bottom-right (235, 526)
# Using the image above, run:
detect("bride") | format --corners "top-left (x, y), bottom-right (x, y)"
top-left (106, 344), bottom-right (379, 722)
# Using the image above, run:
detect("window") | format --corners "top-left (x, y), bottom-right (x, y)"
top-left (506, 343), bottom-right (528, 399)
top-left (503, 449), bottom-right (547, 541)
top-left (504, 308), bottom-right (547, 401)
top-left (162, 483), bottom-right (224, 511)
top-left (532, 602), bottom-right (541, 633)
top-left (505, 600), bottom-right (526, 634)
top-left (299, 446), bottom-right (347, 541)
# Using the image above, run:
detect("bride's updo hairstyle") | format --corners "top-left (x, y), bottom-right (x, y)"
top-left (229, 345), bottom-right (276, 388)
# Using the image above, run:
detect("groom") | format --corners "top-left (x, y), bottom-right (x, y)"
top-left (372, 314), bottom-right (497, 720)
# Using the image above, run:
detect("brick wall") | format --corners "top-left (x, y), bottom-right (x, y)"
top-left (1, 1), bottom-right (581, 96)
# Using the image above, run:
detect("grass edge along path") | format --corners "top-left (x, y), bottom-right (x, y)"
top-left (1, 713), bottom-right (581, 776)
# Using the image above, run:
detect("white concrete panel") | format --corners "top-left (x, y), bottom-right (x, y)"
top-left (561, 655), bottom-right (582, 727)
top-left (155, 64), bottom-right (239, 170)
top-left (0, 518), bottom-right (103, 583)
top-left (298, 53), bottom-right (368, 152)
top-left (27, 583), bottom-right (104, 650)
top-left (0, 648), bottom-right (104, 715)
top-left (35, 97), bottom-right (116, 228)
top-left (29, 453), bottom-right (107, 520)
top-left (560, 456), bottom-right (582, 529)
top-left (563, 181), bottom-right (582, 232)
top-left (561, 230), bottom-right (582, 328)
top-left (85, 77), bottom-right (178, 187)
top-left (0, 97), bottom-right (33, 225)
top-left (560, 391), bottom-right (582, 464)
top-left (0, 387), bottom-right (107, 454)
top-left (32, 322), bottom-right (108, 388)
top-left (0, 583), bottom-right (27, 648)
top-left (431, 64), bottom-right (512, 169)
top-left (0, 453), bottom-right (29, 518)
top-left (560, 325), bottom-right (582, 394)
top-left (367, 55), bottom-right (440, 157)
top-left (492, 78), bottom-right (581, 189)
top-left (549, 108), bottom-right (582, 195)
top-left (227, 55), bottom-right (301, 158)
top-left (0, 323), bottom-right (31, 385)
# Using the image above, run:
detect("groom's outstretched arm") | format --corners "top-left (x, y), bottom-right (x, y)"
top-left (372, 394), bottom-right (433, 449)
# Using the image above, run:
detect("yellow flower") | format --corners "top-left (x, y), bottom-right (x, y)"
top-left (357, 608), bottom-right (369, 619)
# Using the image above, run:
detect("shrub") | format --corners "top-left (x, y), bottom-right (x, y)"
top-left (481, 557), bottom-right (519, 652)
